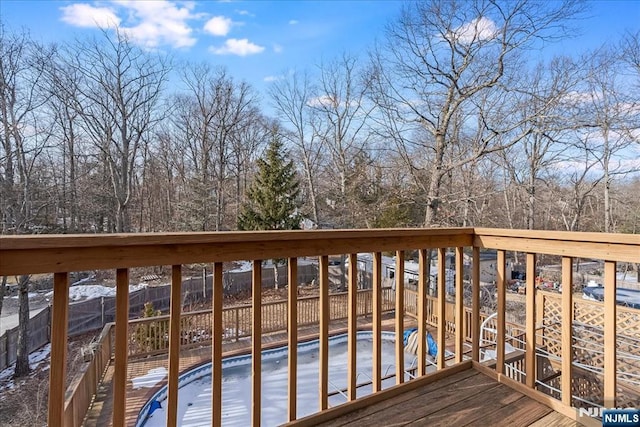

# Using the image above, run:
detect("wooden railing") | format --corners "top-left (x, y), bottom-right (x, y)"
top-left (127, 288), bottom-right (395, 359)
top-left (1, 228), bottom-right (638, 427)
top-left (63, 321), bottom-right (112, 426)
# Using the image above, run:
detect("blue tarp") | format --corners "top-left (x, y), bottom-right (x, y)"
top-left (403, 328), bottom-right (439, 357)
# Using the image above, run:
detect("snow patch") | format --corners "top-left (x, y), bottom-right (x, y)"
top-left (132, 367), bottom-right (168, 389)
top-left (45, 284), bottom-right (147, 302)
top-left (229, 260), bottom-right (252, 273)
top-left (0, 343), bottom-right (52, 391)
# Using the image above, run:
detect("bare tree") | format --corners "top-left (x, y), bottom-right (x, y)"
top-left (268, 70), bottom-right (324, 225)
top-left (574, 47), bottom-right (640, 232)
top-left (312, 53), bottom-right (374, 225)
top-left (172, 64), bottom-right (258, 231)
top-left (62, 29), bottom-right (169, 232)
top-left (370, 0), bottom-right (583, 226)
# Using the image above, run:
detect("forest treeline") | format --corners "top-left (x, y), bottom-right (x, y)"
top-left (2, 1), bottom-right (639, 236)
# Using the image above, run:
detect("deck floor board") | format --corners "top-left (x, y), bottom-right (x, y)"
top-left (311, 369), bottom-right (580, 427)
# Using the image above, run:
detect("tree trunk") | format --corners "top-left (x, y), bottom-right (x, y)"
top-left (14, 275), bottom-right (31, 378)
top-left (273, 262), bottom-right (279, 290)
top-left (0, 276), bottom-right (6, 318)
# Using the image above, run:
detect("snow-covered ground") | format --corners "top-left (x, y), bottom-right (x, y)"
top-left (141, 334), bottom-right (418, 427)
top-left (44, 283), bottom-right (147, 302)
top-left (0, 343), bottom-right (51, 392)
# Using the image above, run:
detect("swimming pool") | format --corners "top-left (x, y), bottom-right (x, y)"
top-left (138, 331), bottom-right (415, 426)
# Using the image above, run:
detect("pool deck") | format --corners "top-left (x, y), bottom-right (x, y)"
top-left (84, 314), bottom-right (417, 426)
top-left (288, 365), bottom-right (581, 427)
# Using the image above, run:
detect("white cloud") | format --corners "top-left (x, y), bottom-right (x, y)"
top-left (263, 75), bottom-right (281, 82)
top-left (450, 17), bottom-right (497, 44)
top-left (210, 38), bottom-right (264, 56)
top-left (115, 0), bottom-right (197, 48)
top-left (204, 16), bottom-right (232, 36)
top-left (236, 10), bottom-right (254, 17)
top-left (289, 19), bottom-right (299, 25)
top-left (60, 3), bottom-right (121, 28)
top-left (60, 1), bottom-right (197, 48)
top-left (273, 44), bottom-right (283, 53)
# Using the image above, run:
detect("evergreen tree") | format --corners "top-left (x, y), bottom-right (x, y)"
top-left (238, 134), bottom-right (301, 231)
top-left (238, 132), bottom-right (301, 289)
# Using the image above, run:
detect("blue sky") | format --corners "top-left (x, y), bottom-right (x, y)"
top-left (2, 0), bottom-right (639, 108)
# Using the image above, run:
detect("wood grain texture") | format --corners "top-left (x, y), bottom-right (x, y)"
top-left (496, 250), bottom-right (506, 375)
top-left (48, 272), bottom-right (69, 427)
top-left (252, 260), bottom-right (262, 427)
top-left (472, 247), bottom-right (480, 362)
top-left (561, 256), bottom-right (573, 406)
top-left (395, 250), bottom-right (405, 385)
top-left (113, 269), bottom-right (129, 427)
top-left (166, 265), bottom-right (182, 427)
top-left (525, 253), bottom-right (537, 388)
top-left (287, 258), bottom-right (298, 422)
top-left (603, 260), bottom-right (617, 408)
top-left (212, 262), bottom-right (223, 427)
top-left (372, 252), bottom-right (382, 392)
top-left (319, 255), bottom-right (329, 410)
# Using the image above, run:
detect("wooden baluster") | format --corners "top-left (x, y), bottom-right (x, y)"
top-left (395, 250), bottom-right (405, 385)
top-left (287, 258), bottom-right (298, 422)
top-left (455, 247), bottom-right (464, 363)
top-left (48, 272), bottom-right (69, 427)
top-left (472, 247), bottom-right (480, 362)
top-left (211, 262), bottom-right (223, 427)
top-left (167, 265), bottom-right (182, 427)
top-left (417, 249), bottom-right (427, 376)
top-left (347, 253), bottom-right (358, 401)
top-left (319, 256), bottom-right (329, 410)
top-left (437, 248), bottom-right (446, 369)
top-left (252, 260), bottom-right (262, 427)
top-left (496, 250), bottom-right (506, 375)
top-left (372, 252), bottom-right (382, 392)
top-left (604, 260), bottom-right (617, 408)
top-left (561, 256), bottom-right (573, 406)
top-left (113, 268), bottom-right (129, 427)
top-left (525, 253), bottom-right (537, 388)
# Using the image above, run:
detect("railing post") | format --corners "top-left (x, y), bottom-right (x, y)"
top-left (417, 249), bottom-right (428, 376)
top-left (113, 268), bottom-right (129, 427)
top-left (372, 252), bottom-right (382, 392)
top-left (395, 250), bottom-right (405, 385)
top-left (319, 256), bottom-right (329, 410)
top-left (436, 248), bottom-right (446, 369)
top-left (252, 260), bottom-right (262, 427)
top-left (604, 260), bottom-right (617, 408)
top-left (347, 253), bottom-right (358, 401)
top-left (525, 253), bottom-right (537, 388)
top-left (287, 258), bottom-right (298, 422)
top-left (472, 247), bottom-right (480, 362)
top-left (166, 265), bottom-right (182, 427)
top-left (48, 272), bottom-right (69, 427)
top-left (211, 262), bottom-right (223, 427)
top-left (455, 247), bottom-right (464, 363)
top-left (496, 250), bottom-right (506, 375)
top-left (561, 256), bottom-right (573, 406)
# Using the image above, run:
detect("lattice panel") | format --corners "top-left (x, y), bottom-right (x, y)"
top-left (617, 310), bottom-right (640, 339)
top-left (541, 291), bottom-right (640, 406)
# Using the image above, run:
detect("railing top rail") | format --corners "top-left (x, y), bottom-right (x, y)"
top-left (474, 228), bottom-right (639, 263)
top-left (473, 228), bottom-right (640, 245)
top-left (2, 227), bottom-right (638, 275)
top-left (0, 228), bottom-right (474, 275)
top-left (0, 227), bottom-right (474, 249)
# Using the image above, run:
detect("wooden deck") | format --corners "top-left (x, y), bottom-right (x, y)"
top-left (290, 366), bottom-right (581, 427)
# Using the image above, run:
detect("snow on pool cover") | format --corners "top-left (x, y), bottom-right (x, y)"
top-left (138, 331), bottom-right (415, 426)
